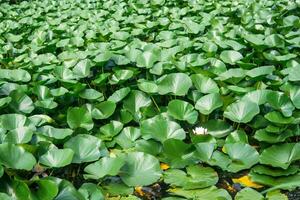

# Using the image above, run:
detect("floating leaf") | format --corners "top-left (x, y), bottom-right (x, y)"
top-left (167, 100), bottom-right (198, 124)
top-left (120, 152), bottom-right (162, 186)
top-left (259, 143), bottom-right (300, 169)
top-left (195, 93), bottom-right (223, 115)
top-left (92, 101), bottom-right (116, 119)
top-left (39, 147), bottom-right (74, 168)
top-left (0, 143), bottom-right (36, 170)
top-left (164, 165), bottom-right (218, 189)
top-left (67, 107), bottom-right (94, 130)
top-left (220, 50), bottom-right (243, 65)
top-left (224, 100), bottom-right (260, 123)
top-left (84, 156), bottom-right (125, 180)
top-left (190, 74), bottom-right (219, 94)
top-left (168, 186), bottom-right (231, 200)
top-left (64, 134), bottom-right (104, 163)
top-left (37, 126), bottom-right (73, 140)
top-left (235, 188), bottom-right (264, 200)
top-left (141, 115), bottom-right (186, 142)
top-left (0, 114), bottom-right (26, 130)
top-left (157, 73), bottom-right (192, 96)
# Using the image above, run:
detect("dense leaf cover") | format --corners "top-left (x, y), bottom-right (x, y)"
top-left (0, 0), bottom-right (300, 199)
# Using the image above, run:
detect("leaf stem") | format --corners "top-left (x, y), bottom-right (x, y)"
top-left (151, 96), bottom-right (160, 112)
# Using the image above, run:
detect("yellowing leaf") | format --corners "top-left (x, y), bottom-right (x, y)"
top-left (222, 146), bottom-right (226, 153)
top-left (134, 186), bottom-right (145, 196)
top-left (232, 175), bottom-right (263, 189)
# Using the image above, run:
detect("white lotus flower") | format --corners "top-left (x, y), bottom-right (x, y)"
top-left (193, 127), bottom-right (208, 135)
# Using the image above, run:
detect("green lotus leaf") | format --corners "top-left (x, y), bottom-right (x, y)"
top-left (123, 90), bottom-right (152, 119)
top-left (79, 89), bottom-right (103, 100)
top-left (73, 59), bottom-right (92, 78)
top-left (35, 99), bottom-right (58, 109)
top-left (182, 18), bottom-right (204, 34)
top-left (264, 111), bottom-right (295, 124)
top-left (0, 69), bottom-right (31, 82)
top-left (50, 87), bottom-right (69, 97)
top-left (6, 33), bottom-right (22, 42)
top-left (242, 89), bottom-right (271, 105)
top-left (224, 143), bottom-right (259, 172)
top-left (254, 129), bottom-right (294, 143)
top-left (92, 101), bottom-right (116, 119)
top-left (259, 143), bottom-right (300, 169)
top-left (164, 165), bottom-right (218, 189)
top-left (251, 165), bottom-right (299, 177)
top-left (137, 80), bottom-right (158, 94)
top-left (78, 183), bottom-right (105, 200)
top-left (246, 66), bottom-right (275, 78)
top-left (167, 99), bottom-right (198, 124)
top-left (266, 190), bottom-right (288, 200)
top-left (0, 97), bottom-right (12, 108)
top-left (289, 85), bottom-right (300, 109)
top-left (141, 115), bottom-right (186, 142)
top-left (288, 65), bottom-right (300, 81)
top-left (102, 182), bottom-right (133, 197)
top-left (67, 107), bottom-right (94, 130)
top-left (264, 34), bottom-right (285, 48)
top-left (47, 178), bottom-right (85, 200)
top-left (37, 125), bottom-right (73, 139)
top-left (71, 36), bottom-right (84, 47)
top-left (0, 193), bottom-right (10, 200)
top-left (225, 130), bottom-right (248, 144)
top-left (98, 121), bottom-right (123, 140)
top-left (224, 100), bottom-right (260, 123)
top-left (157, 73), bottom-right (192, 96)
top-left (0, 143), bottom-right (36, 170)
top-left (190, 74), bottom-right (219, 94)
top-left (84, 156), bottom-right (125, 180)
top-left (2, 179), bottom-right (31, 200)
top-left (168, 186), bottom-right (231, 200)
top-left (115, 127), bottom-right (141, 149)
top-left (110, 69), bottom-right (134, 84)
top-left (243, 34), bottom-right (265, 46)
top-left (163, 139), bottom-right (196, 168)
top-left (202, 41), bottom-right (218, 53)
top-left (92, 73), bottom-right (110, 85)
top-left (215, 68), bottom-right (246, 84)
top-left (0, 114), bottom-right (26, 130)
top-left (28, 115), bottom-right (53, 127)
top-left (53, 69), bottom-right (75, 82)
top-left (64, 134), bottom-right (105, 163)
top-left (235, 188), bottom-right (264, 200)
top-left (30, 179), bottom-right (59, 200)
top-left (194, 142), bottom-right (216, 162)
top-left (33, 85), bottom-right (52, 100)
top-left (195, 93), bottom-right (223, 115)
top-left (266, 92), bottom-right (294, 117)
top-left (94, 51), bottom-right (113, 63)
top-left (136, 50), bottom-right (160, 68)
top-left (134, 139), bottom-right (162, 156)
top-left (39, 146), bottom-right (74, 168)
top-left (119, 109), bottom-right (132, 124)
top-left (220, 50), bottom-right (243, 65)
top-left (120, 152), bottom-right (162, 186)
top-left (108, 87), bottom-right (131, 103)
top-left (249, 172), bottom-right (300, 192)
top-left (4, 126), bottom-right (34, 144)
top-left (202, 119), bottom-right (233, 138)
top-left (9, 90), bottom-right (34, 114)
